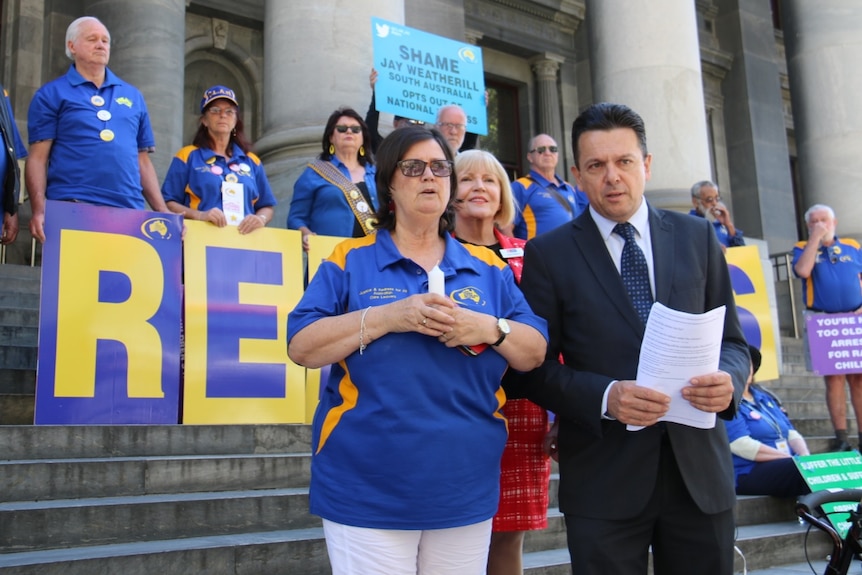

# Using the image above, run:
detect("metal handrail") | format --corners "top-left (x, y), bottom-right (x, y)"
top-left (770, 252), bottom-right (800, 338)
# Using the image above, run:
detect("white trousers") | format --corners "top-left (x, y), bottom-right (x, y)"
top-left (322, 518), bottom-right (492, 575)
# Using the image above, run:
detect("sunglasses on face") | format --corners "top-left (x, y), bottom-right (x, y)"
top-left (207, 107), bottom-right (236, 117)
top-left (397, 159), bottom-right (454, 177)
top-left (530, 145), bottom-right (558, 154)
top-left (335, 125), bottom-right (362, 134)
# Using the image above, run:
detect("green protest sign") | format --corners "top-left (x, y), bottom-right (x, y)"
top-left (795, 451), bottom-right (862, 538)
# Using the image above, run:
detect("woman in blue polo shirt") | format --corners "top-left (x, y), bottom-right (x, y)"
top-left (288, 126), bottom-right (548, 575)
top-left (725, 345), bottom-right (811, 497)
top-left (161, 85), bottom-right (275, 233)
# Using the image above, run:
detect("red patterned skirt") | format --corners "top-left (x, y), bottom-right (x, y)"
top-left (492, 398), bottom-right (551, 532)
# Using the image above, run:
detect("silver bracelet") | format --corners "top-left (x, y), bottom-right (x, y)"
top-left (359, 306), bottom-right (372, 355)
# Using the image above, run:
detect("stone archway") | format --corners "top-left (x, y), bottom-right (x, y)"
top-left (183, 25), bottom-right (263, 147)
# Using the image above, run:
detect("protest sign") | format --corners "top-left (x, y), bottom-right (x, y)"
top-left (372, 17), bottom-right (487, 134)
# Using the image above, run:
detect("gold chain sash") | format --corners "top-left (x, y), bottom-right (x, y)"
top-left (308, 160), bottom-right (376, 235)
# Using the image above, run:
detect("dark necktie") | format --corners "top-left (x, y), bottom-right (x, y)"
top-left (613, 222), bottom-right (653, 324)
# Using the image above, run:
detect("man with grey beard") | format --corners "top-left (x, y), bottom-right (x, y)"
top-left (689, 180), bottom-right (744, 249)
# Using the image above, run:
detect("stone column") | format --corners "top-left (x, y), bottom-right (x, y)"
top-left (782, 0), bottom-right (862, 242)
top-left (585, 0), bottom-right (710, 211)
top-left (84, 0), bottom-right (186, 184)
top-left (714, 0), bottom-right (797, 251)
top-left (530, 54), bottom-right (565, 151)
top-left (256, 0), bottom-right (403, 227)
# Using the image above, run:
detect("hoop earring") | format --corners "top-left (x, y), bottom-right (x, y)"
top-left (359, 146), bottom-right (365, 157)
top-left (329, 144), bottom-right (335, 155)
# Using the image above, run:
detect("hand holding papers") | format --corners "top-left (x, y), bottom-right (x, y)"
top-left (627, 302), bottom-right (727, 431)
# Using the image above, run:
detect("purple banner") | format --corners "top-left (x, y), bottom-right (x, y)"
top-left (806, 312), bottom-right (862, 376)
top-left (35, 200), bottom-right (184, 424)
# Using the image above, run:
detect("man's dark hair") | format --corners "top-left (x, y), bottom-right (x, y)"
top-left (571, 103), bottom-right (648, 168)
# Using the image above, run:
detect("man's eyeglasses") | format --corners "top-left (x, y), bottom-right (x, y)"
top-left (405, 119), bottom-right (425, 126)
top-left (699, 195), bottom-right (721, 205)
top-left (207, 107), bottom-right (236, 117)
top-left (335, 125), bottom-right (362, 134)
top-left (397, 159), bottom-right (454, 177)
top-left (437, 122), bottom-right (466, 132)
top-left (530, 146), bottom-right (558, 154)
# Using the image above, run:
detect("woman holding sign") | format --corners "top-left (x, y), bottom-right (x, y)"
top-left (287, 107), bottom-right (378, 251)
top-left (161, 85), bottom-right (275, 233)
top-left (725, 345), bottom-right (811, 497)
top-left (287, 126), bottom-right (547, 575)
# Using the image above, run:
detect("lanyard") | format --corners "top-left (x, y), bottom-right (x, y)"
top-left (742, 397), bottom-right (785, 441)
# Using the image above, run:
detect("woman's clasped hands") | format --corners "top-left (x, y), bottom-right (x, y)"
top-left (378, 293), bottom-right (498, 349)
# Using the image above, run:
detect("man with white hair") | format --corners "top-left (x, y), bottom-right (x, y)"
top-left (435, 104), bottom-right (469, 155)
top-left (793, 204), bottom-right (862, 451)
top-left (26, 15), bottom-right (168, 243)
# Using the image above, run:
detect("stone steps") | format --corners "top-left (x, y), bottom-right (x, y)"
top-left (0, 487), bottom-right (314, 552)
top-left (0, 452), bottom-right (310, 502)
top-left (0, 422), bottom-right (835, 575)
top-left (0, 255), bottom-right (855, 574)
top-left (0, 507), bottom-right (833, 575)
top-left (0, 265), bottom-right (39, 426)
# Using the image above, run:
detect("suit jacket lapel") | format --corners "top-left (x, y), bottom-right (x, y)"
top-left (649, 206), bottom-right (674, 305)
top-left (573, 212), bottom-right (644, 334)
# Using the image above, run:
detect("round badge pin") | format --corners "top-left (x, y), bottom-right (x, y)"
top-left (229, 163), bottom-right (240, 172)
top-left (91, 95), bottom-right (105, 106)
top-left (97, 110), bottom-right (112, 121)
top-left (100, 129), bottom-right (115, 142)
top-left (357, 201), bottom-right (369, 213)
top-left (349, 190), bottom-right (359, 199)
top-left (225, 173), bottom-right (238, 183)
top-left (211, 166), bottom-right (223, 176)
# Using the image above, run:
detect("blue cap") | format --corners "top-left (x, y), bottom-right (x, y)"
top-left (200, 85), bottom-right (238, 113)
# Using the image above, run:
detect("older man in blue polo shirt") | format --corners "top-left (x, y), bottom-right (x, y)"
top-left (0, 83), bottom-right (27, 246)
top-left (793, 204), bottom-right (862, 452)
top-left (511, 133), bottom-right (588, 240)
top-left (25, 16), bottom-right (168, 242)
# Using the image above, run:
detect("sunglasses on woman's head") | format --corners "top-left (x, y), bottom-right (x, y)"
top-left (335, 125), bottom-right (362, 134)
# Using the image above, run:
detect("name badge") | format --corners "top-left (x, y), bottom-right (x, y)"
top-left (221, 181), bottom-right (245, 226)
top-left (499, 247), bottom-right (524, 259)
top-left (775, 439), bottom-right (790, 455)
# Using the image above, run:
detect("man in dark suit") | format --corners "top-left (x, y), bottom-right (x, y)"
top-left (519, 102), bottom-right (749, 575)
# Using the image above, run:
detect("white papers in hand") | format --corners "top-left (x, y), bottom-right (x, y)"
top-left (627, 302), bottom-right (726, 431)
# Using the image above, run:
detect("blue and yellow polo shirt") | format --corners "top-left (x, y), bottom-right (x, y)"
top-left (161, 143), bottom-right (276, 217)
top-left (287, 229), bottom-right (548, 530)
top-left (792, 238), bottom-right (862, 313)
top-left (511, 170), bottom-right (588, 240)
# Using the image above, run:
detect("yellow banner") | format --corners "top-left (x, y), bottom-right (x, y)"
top-left (303, 234), bottom-right (351, 422)
top-left (182, 222), bottom-right (307, 423)
top-left (725, 245), bottom-right (779, 381)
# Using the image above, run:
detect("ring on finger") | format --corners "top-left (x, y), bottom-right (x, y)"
top-left (422, 318), bottom-right (427, 326)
